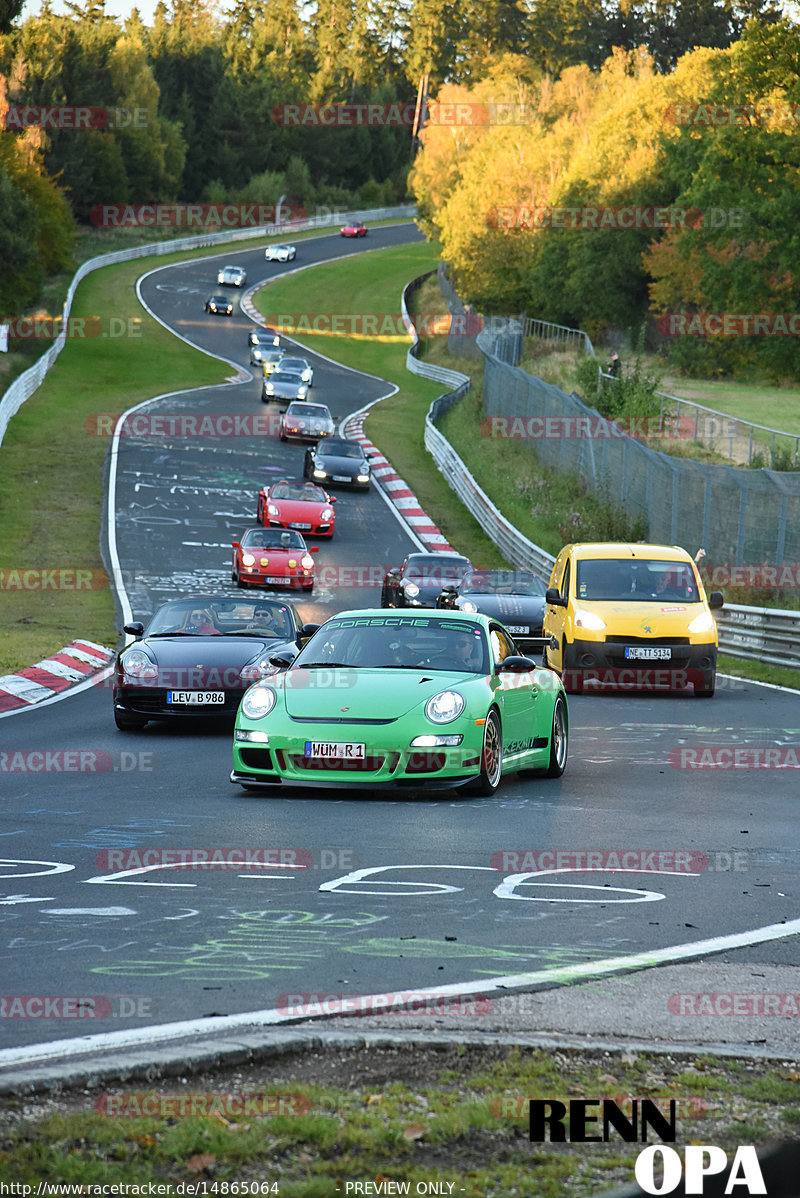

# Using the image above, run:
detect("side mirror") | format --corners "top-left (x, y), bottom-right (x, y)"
top-left (309, 546), bottom-right (320, 554)
top-left (232, 541), bottom-right (240, 550)
top-left (546, 587), bottom-right (567, 607)
top-left (299, 622), bottom-right (321, 640)
top-left (330, 496), bottom-right (337, 503)
top-left (268, 648), bottom-right (297, 671)
top-left (708, 591), bottom-right (724, 609)
top-left (123, 621), bottom-right (145, 639)
top-left (441, 586), bottom-right (457, 594)
top-left (496, 655), bottom-right (537, 673)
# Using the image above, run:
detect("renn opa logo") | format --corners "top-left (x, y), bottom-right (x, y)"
top-left (529, 1100), bottom-right (766, 1194)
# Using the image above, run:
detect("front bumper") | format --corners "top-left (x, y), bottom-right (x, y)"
top-left (115, 688), bottom-right (244, 718)
top-left (565, 638), bottom-right (717, 688)
top-left (231, 730), bottom-right (484, 790)
top-left (238, 569), bottom-right (314, 589)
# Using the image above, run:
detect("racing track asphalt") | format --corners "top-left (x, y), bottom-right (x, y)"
top-left (0, 223), bottom-right (799, 1075)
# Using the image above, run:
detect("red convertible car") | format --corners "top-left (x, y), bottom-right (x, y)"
top-left (232, 527), bottom-right (319, 591)
top-left (257, 480), bottom-right (337, 538)
top-left (341, 222), bottom-right (367, 238)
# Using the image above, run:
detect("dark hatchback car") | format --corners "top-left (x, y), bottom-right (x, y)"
top-left (436, 568), bottom-right (548, 650)
top-left (112, 595), bottom-right (318, 730)
top-left (205, 293), bottom-right (234, 316)
top-left (381, 552), bottom-right (473, 609)
top-left (304, 437), bottom-right (371, 489)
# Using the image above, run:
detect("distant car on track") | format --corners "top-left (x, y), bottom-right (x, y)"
top-left (257, 480), bottom-right (337, 538)
top-left (382, 553), bottom-right (472, 609)
top-left (217, 264), bottom-right (247, 287)
top-left (232, 527), bottom-right (318, 591)
top-left (304, 438), bottom-right (371, 489)
top-left (279, 401), bottom-right (335, 442)
top-left (341, 223), bottom-right (367, 238)
top-left (278, 356), bottom-right (314, 386)
top-left (249, 327), bottom-right (281, 364)
top-left (205, 293), bottom-right (234, 316)
top-left (112, 595), bottom-right (316, 730)
top-left (436, 568), bottom-right (548, 651)
top-left (262, 371), bottom-right (309, 403)
top-left (230, 609), bottom-right (568, 795)
top-left (265, 244), bottom-right (296, 261)
top-left (260, 351), bottom-right (285, 377)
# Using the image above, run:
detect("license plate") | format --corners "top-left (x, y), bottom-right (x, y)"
top-left (506, 625), bottom-right (529, 634)
top-left (167, 691), bottom-right (225, 705)
top-left (332, 475), bottom-right (349, 482)
top-left (624, 647), bottom-right (672, 660)
top-left (265, 576), bottom-right (287, 584)
top-left (290, 522), bottom-right (312, 529)
top-left (304, 741), bottom-right (365, 760)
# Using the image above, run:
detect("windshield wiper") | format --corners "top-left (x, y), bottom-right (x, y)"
top-left (298, 661), bottom-right (354, 668)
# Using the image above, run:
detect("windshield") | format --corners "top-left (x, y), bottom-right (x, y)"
top-left (575, 558), bottom-right (701, 602)
top-left (281, 359), bottom-right (307, 370)
top-left (288, 404), bottom-right (327, 417)
top-left (270, 372), bottom-right (303, 384)
top-left (403, 555), bottom-right (471, 587)
top-left (148, 598), bottom-right (294, 638)
top-left (320, 440), bottom-right (362, 458)
top-left (462, 569), bottom-right (546, 596)
top-left (242, 528), bottom-right (305, 550)
top-left (294, 616), bottom-right (489, 674)
top-left (272, 483), bottom-right (326, 501)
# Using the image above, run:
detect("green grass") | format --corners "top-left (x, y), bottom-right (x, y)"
top-left (0, 1046), bottom-right (796, 1195)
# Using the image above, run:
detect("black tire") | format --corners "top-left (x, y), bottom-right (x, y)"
top-left (114, 710), bottom-right (147, 731)
top-left (695, 671), bottom-right (716, 698)
top-left (544, 695), bottom-right (568, 777)
top-left (279, 432), bottom-right (287, 442)
top-left (468, 709), bottom-right (503, 796)
top-left (234, 566), bottom-right (245, 589)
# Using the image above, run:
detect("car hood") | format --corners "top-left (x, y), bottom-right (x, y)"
top-left (274, 500), bottom-right (327, 518)
top-left (460, 594), bottom-right (545, 622)
top-left (240, 548), bottom-right (307, 563)
top-left (126, 635), bottom-right (294, 689)
top-left (314, 454), bottom-right (365, 474)
top-left (571, 600), bottom-right (707, 633)
top-left (269, 382), bottom-right (304, 396)
top-left (281, 667), bottom-right (474, 720)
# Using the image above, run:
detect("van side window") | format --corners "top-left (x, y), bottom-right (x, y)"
top-left (560, 559), bottom-right (571, 600)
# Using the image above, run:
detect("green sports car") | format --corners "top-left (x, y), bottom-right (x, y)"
top-left (230, 609), bottom-right (568, 795)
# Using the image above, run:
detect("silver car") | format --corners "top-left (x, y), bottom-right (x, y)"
top-left (265, 244), bottom-right (296, 262)
top-left (249, 327), bottom-right (281, 364)
top-left (262, 371), bottom-right (309, 403)
top-left (279, 356), bottom-right (314, 386)
top-left (279, 401), bottom-right (335, 443)
top-left (217, 264), bottom-right (247, 286)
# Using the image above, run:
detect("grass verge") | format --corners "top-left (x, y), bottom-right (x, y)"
top-left (1, 1045), bottom-right (797, 1195)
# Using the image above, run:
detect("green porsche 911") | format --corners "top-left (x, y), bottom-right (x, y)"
top-left (230, 609), bottom-right (568, 795)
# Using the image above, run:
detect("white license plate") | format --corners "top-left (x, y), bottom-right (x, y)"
top-left (506, 625), bottom-right (529, 634)
top-left (304, 741), bottom-right (366, 760)
top-left (265, 575), bottom-right (287, 584)
top-left (624, 647), bottom-right (672, 660)
top-left (167, 691), bottom-right (225, 705)
top-left (290, 522), bottom-right (312, 529)
top-left (332, 475), bottom-right (350, 482)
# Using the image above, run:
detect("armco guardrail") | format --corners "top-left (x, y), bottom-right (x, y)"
top-left (0, 205), bottom-right (415, 449)
top-left (407, 277), bottom-right (800, 670)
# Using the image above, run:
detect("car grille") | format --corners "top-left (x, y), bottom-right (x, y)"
top-left (287, 716), bottom-right (395, 725)
top-left (605, 636), bottom-right (691, 646)
top-left (239, 748), bottom-right (275, 770)
top-left (278, 751), bottom-right (398, 773)
top-left (120, 691), bottom-right (242, 715)
top-left (404, 752), bottom-right (446, 774)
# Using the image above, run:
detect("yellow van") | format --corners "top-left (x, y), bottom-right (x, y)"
top-left (543, 542), bottom-right (723, 697)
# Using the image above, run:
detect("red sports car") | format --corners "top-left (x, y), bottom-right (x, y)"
top-left (257, 480), bottom-right (337, 538)
top-left (232, 527), bottom-right (319, 591)
top-left (341, 222), bottom-right (367, 237)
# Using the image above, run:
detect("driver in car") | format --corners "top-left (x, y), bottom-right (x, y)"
top-left (452, 630), bottom-right (484, 672)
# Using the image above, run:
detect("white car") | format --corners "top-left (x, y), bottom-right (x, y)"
top-left (279, 401), bottom-right (335, 442)
top-left (279, 356), bottom-right (314, 386)
top-left (265, 244), bottom-right (296, 262)
top-left (217, 264), bottom-right (247, 286)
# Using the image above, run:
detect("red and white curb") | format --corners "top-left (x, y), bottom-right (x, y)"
top-left (343, 412), bottom-right (454, 549)
top-left (0, 640), bottom-right (114, 713)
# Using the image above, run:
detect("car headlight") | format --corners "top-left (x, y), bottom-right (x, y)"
top-left (242, 553), bottom-right (256, 566)
top-left (298, 387), bottom-right (308, 398)
top-left (121, 650), bottom-right (158, 680)
top-left (688, 610), bottom-right (715, 635)
top-left (267, 504), bottom-right (279, 516)
top-left (321, 508), bottom-right (333, 520)
top-left (411, 733), bottom-right (463, 747)
top-left (425, 690), bottom-right (466, 724)
top-left (404, 582), bottom-right (420, 597)
top-left (236, 729), bottom-right (269, 743)
top-left (461, 601), bottom-right (477, 613)
top-left (301, 554), bottom-right (314, 569)
top-left (574, 609), bottom-right (606, 631)
top-left (266, 384), bottom-right (274, 393)
top-left (240, 656), bottom-right (275, 682)
top-left (313, 469), bottom-right (327, 479)
top-left (357, 473), bottom-right (370, 482)
top-left (241, 685), bottom-right (277, 720)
